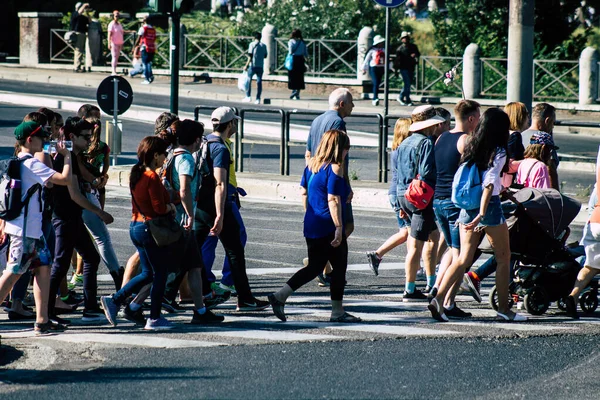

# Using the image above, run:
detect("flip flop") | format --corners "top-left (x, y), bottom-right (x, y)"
top-left (329, 312), bottom-right (362, 323)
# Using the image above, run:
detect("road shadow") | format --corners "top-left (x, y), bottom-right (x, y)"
top-left (0, 345), bottom-right (24, 367)
top-left (0, 366), bottom-right (212, 384)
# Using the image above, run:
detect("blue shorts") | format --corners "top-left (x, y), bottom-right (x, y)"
top-left (433, 198), bottom-right (461, 249)
top-left (457, 195), bottom-right (505, 228)
top-left (389, 194), bottom-right (407, 229)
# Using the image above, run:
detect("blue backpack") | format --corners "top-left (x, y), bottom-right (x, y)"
top-left (451, 162), bottom-right (483, 210)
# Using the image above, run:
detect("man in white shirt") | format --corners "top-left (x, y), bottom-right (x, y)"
top-left (0, 121), bottom-right (72, 334)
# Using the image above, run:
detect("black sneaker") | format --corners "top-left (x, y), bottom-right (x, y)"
top-left (34, 321), bottom-right (67, 335)
top-left (81, 310), bottom-right (107, 324)
top-left (444, 305), bottom-right (472, 319)
top-left (427, 287), bottom-right (438, 301)
top-left (236, 298), bottom-right (270, 312)
top-left (120, 305), bottom-right (146, 325)
top-left (402, 289), bottom-right (428, 302)
top-left (268, 294), bottom-right (286, 322)
top-left (366, 251), bottom-right (381, 276)
top-left (162, 297), bottom-right (185, 313)
top-left (204, 291), bottom-right (231, 310)
top-left (61, 290), bottom-right (84, 306)
top-left (49, 314), bottom-right (71, 325)
top-left (565, 295), bottom-right (579, 319)
top-left (424, 285), bottom-right (435, 294)
top-left (316, 273), bottom-right (331, 287)
top-left (191, 309), bottom-right (225, 324)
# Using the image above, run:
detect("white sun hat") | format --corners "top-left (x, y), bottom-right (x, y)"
top-left (373, 35), bottom-right (385, 46)
top-left (408, 105), bottom-right (445, 132)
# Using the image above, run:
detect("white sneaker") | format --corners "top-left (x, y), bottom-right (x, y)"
top-left (372, 99), bottom-right (379, 106)
top-left (141, 80), bottom-right (150, 85)
top-left (254, 99), bottom-right (260, 104)
top-left (242, 97), bottom-right (252, 102)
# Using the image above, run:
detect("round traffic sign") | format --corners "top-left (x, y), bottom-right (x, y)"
top-left (372, 0), bottom-right (407, 7)
top-left (96, 76), bottom-right (134, 116)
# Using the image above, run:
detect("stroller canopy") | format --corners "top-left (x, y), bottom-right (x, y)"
top-left (513, 188), bottom-right (581, 238)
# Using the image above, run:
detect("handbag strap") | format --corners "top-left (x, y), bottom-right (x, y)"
top-left (130, 188), bottom-right (148, 222)
top-left (523, 160), bottom-right (541, 183)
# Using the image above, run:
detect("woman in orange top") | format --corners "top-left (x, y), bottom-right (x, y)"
top-left (101, 136), bottom-right (176, 330)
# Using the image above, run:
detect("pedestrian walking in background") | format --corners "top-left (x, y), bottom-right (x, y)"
top-left (288, 29), bottom-right (308, 100)
top-left (396, 105), bottom-right (442, 301)
top-left (72, 2), bottom-right (91, 73)
top-left (268, 129), bottom-right (361, 323)
top-left (515, 133), bottom-right (555, 189)
top-left (107, 10), bottom-right (125, 76)
top-left (394, 31), bottom-right (420, 106)
top-left (428, 108), bottom-right (527, 322)
top-left (135, 16), bottom-right (156, 85)
top-left (362, 35), bottom-right (386, 106)
top-left (366, 117), bottom-right (412, 275)
top-left (243, 32), bottom-right (268, 104)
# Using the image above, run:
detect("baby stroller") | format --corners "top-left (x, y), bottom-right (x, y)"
top-left (485, 188), bottom-right (583, 315)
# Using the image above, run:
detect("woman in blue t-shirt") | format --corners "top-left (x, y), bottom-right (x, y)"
top-left (268, 129), bottom-right (361, 323)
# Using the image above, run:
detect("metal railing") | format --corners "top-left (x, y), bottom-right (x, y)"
top-left (184, 35), bottom-right (253, 71)
top-left (274, 38), bottom-right (357, 77)
top-left (237, 109), bottom-right (287, 175)
top-left (480, 57), bottom-right (508, 98)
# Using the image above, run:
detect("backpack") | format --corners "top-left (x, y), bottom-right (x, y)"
top-left (373, 49), bottom-right (385, 66)
top-left (194, 136), bottom-right (224, 199)
top-left (451, 162), bottom-right (483, 210)
top-left (0, 156), bottom-right (42, 222)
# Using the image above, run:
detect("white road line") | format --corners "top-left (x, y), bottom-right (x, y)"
top-left (194, 329), bottom-right (341, 341)
top-left (327, 324), bottom-right (459, 336)
top-left (446, 321), bottom-right (577, 332)
top-left (39, 333), bottom-right (228, 348)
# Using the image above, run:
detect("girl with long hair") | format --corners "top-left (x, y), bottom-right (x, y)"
top-left (268, 129), bottom-right (360, 323)
top-left (366, 118), bottom-right (412, 274)
top-left (101, 136), bottom-right (176, 330)
top-left (428, 108), bottom-right (527, 322)
top-left (288, 29), bottom-right (308, 100)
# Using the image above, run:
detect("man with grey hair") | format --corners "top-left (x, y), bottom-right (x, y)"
top-left (304, 88), bottom-right (355, 286)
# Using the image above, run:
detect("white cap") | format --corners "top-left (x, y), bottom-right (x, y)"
top-left (401, 31), bottom-right (411, 39)
top-left (75, 2), bottom-right (83, 10)
top-left (211, 107), bottom-right (240, 125)
top-left (373, 35), bottom-right (385, 46)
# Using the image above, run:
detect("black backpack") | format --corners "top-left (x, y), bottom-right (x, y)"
top-left (0, 155), bottom-right (42, 221)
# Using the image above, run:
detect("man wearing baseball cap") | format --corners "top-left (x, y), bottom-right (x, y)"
top-left (0, 121), bottom-right (73, 334)
top-left (394, 31), bottom-right (420, 106)
top-left (194, 107), bottom-right (269, 312)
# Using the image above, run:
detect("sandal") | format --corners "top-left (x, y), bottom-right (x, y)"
top-left (427, 298), bottom-right (449, 322)
top-left (329, 312), bottom-right (362, 323)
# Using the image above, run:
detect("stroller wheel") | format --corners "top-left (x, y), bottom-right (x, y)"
top-left (488, 285), bottom-right (515, 312)
top-left (557, 297), bottom-right (568, 312)
top-left (579, 291), bottom-right (599, 314)
top-left (524, 286), bottom-right (549, 316)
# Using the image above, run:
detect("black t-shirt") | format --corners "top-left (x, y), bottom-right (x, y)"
top-left (52, 152), bottom-right (83, 220)
top-left (74, 14), bottom-right (89, 33)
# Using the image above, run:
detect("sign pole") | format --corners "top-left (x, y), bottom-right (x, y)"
top-left (112, 77), bottom-right (119, 166)
top-left (170, 3), bottom-right (180, 114)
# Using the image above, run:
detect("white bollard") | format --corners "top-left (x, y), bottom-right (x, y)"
top-left (579, 46), bottom-right (599, 105)
top-left (463, 43), bottom-right (481, 99)
top-left (262, 23), bottom-right (278, 75)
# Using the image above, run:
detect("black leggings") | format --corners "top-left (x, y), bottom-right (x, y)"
top-left (287, 233), bottom-right (348, 301)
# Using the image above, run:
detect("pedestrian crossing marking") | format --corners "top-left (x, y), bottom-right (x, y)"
top-left (39, 333), bottom-right (228, 348)
top-left (192, 329), bottom-right (341, 342)
top-left (446, 321), bottom-right (577, 332)
top-left (327, 324), bottom-right (459, 336)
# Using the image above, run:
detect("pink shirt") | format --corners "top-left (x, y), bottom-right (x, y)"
top-left (516, 158), bottom-right (551, 189)
top-left (108, 21), bottom-right (124, 46)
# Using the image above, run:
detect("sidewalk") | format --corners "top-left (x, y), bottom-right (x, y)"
top-left (4, 63), bottom-right (600, 118)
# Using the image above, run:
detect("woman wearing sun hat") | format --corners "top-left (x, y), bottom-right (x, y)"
top-left (396, 105), bottom-right (444, 302)
top-left (361, 35), bottom-right (387, 106)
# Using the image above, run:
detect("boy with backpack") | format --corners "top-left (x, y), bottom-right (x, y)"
top-left (0, 121), bottom-right (73, 334)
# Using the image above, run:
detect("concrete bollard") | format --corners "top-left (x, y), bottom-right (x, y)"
top-left (579, 46), bottom-right (599, 105)
top-left (18, 12), bottom-right (63, 66)
top-left (357, 27), bottom-right (373, 98)
top-left (262, 23), bottom-right (277, 75)
top-left (463, 43), bottom-right (481, 99)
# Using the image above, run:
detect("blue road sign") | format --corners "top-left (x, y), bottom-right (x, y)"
top-left (372, 0), bottom-right (407, 7)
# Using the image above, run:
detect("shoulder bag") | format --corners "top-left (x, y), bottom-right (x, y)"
top-left (131, 189), bottom-right (182, 247)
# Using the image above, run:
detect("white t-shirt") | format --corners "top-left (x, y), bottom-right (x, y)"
top-left (4, 153), bottom-right (56, 239)
top-left (482, 148), bottom-right (506, 196)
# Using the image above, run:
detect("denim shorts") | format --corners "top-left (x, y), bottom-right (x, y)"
top-left (433, 198), bottom-right (461, 249)
top-left (389, 194), bottom-right (407, 230)
top-left (457, 195), bottom-right (505, 228)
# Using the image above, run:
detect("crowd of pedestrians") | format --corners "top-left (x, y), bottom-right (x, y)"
top-left (2, 87), bottom-right (597, 334)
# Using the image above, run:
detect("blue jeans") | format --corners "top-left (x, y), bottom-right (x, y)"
top-left (141, 49), bottom-right (154, 81)
top-left (400, 69), bottom-right (413, 102)
top-left (433, 198), bottom-right (461, 249)
top-left (82, 191), bottom-right (120, 273)
top-left (202, 200), bottom-right (247, 287)
top-left (246, 66), bottom-right (263, 100)
top-left (113, 222), bottom-right (169, 320)
top-left (475, 255), bottom-right (517, 282)
top-left (369, 66), bottom-right (384, 100)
